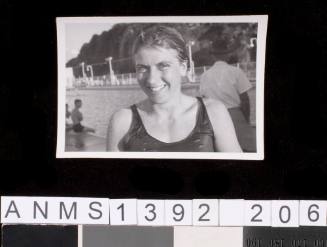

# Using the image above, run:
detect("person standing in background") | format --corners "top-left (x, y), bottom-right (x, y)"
top-left (200, 57), bottom-right (256, 152)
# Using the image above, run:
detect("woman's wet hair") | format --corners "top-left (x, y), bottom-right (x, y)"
top-left (133, 25), bottom-right (189, 65)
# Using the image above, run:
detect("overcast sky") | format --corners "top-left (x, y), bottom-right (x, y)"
top-left (65, 23), bottom-right (114, 62)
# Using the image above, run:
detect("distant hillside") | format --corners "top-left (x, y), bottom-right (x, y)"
top-left (66, 23), bottom-right (257, 77)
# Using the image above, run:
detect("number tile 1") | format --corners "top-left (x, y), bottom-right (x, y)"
top-left (192, 199), bottom-right (219, 226)
top-left (109, 199), bottom-right (137, 225)
top-left (137, 200), bottom-right (165, 226)
top-left (299, 200), bottom-right (327, 226)
top-left (271, 200), bottom-right (299, 227)
top-left (244, 200), bottom-right (271, 226)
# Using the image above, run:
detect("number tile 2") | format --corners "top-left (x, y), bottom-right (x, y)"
top-left (137, 200), bottom-right (165, 226)
top-left (244, 200), bottom-right (271, 226)
top-left (165, 200), bottom-right (192, 225)
top-left (109, 199), bottom-right (137, 225)
top-left (192, 199), bottom-right (219, 226)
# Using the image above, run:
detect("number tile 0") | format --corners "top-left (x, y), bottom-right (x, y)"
top-left (299, 200), bottom-right (327, 226)
top-left (271, 200), bottom-right (299, 227)
top-left (165, 200), bottom-right (192, 225)
top-left (244, 200), bottom-right (271, 226)
top-left (109, 199), bottom-right (137, 225)
top-left (192, 199), bottom-right (219, 226)
top-left (137, 200), bottom-right (165, 226)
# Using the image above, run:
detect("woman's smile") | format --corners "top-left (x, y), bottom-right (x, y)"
top-left (148, 84), bottom-right (167, 92)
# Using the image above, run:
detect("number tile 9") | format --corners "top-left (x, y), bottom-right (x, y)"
top-left (244, 200), bottom-right (271, 226)
top-left (299, 200), bottom-right (327, 226)
top-left (165, 200), bottom-right (192, 225)
top-left (192, 199), bottom-right (219, 226)
top-left (271, 200), bottom-right (299, 227)
top-left (137, 200), bottom-right (165, 226)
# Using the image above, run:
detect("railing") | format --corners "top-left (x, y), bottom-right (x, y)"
top-left (69, 62), bottom-right (256, 89)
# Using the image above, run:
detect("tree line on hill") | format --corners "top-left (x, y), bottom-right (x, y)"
top-left (66, 23), bottom-right (257, 77)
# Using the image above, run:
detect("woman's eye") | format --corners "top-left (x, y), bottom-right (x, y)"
top-left (158, 63), bottom-right (170, 70)
top-left (136, 67), bottom-right (147, 73)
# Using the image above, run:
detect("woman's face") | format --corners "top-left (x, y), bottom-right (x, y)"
top-left (134, 46), bottom-right (187, 104)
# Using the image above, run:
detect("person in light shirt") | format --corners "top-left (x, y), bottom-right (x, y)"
top-left (106, 25), bottom-right (242, 152)
top-left (200, 58), bottom-right (256, 152)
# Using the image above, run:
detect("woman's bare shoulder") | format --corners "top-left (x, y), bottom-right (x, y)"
top-left (110, 107), bottom-right (132, 127)
top-left (112, 98), bottom-right (149, 121)
top-left (107, 107), bottom-right (133, 151)
top-left (107, 107), bottom-right (133, 149)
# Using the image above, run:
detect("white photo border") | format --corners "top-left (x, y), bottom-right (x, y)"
top-left (56, 15), bottom-right (268, 160)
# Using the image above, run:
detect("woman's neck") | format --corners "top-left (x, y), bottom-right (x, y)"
top-left (148, 94), bottom-right (187, 118)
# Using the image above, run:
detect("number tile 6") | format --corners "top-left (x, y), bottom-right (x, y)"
top-left (299, 200), bottom-right (327, 226)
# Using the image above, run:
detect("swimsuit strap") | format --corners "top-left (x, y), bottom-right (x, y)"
top-left (195, 97), bottom-right (215, 135)
top-left (196, 97), bottom-right (206, 127)
top-left (128, 104), bottom-right (146, 136)
top-left (130, 104), bottom-right (141, 124)
top-left (196, 96), bottom-right (204, 119)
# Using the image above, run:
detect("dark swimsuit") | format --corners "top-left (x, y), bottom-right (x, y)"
top-left (73, 123), bottom-right (84, 133)
top-left (122, 97), bottom-right (216, 152)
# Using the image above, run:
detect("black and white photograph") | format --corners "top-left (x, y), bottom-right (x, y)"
top-left (56, 16), bottom-right (267, 159)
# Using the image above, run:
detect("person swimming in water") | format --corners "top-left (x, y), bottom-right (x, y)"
top-left (106, 25), bottom-right (241, 152)
top-left (71, 99), bottom-right (95, 134)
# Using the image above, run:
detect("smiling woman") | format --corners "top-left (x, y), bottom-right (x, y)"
top-left (106, 25), bottom-right (242, 152)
